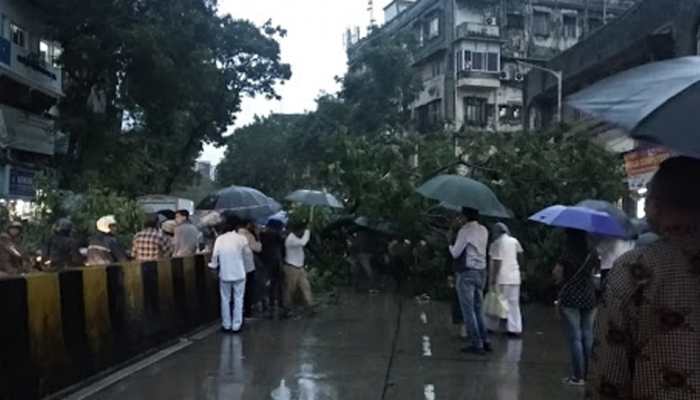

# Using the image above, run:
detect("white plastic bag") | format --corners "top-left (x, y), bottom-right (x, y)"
top-left (484, 289), bottom-right (509, 319)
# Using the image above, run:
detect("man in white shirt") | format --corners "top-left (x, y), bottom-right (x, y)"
top-left (486, 222), bottom-right (524, 337)
top-left (449, 207), bottom-right (491, 355)
top-left (284, 221), bottom-right (313, 313)
top-left (209, 216), bottom-right (254, 333)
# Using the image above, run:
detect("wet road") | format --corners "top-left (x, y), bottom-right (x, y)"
top-left (76, 289), bottom-right (582, 399)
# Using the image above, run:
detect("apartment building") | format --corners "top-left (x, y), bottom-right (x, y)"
top-left (0, 0), bottom-right (63, 199)
top-left (350, 0), bottom-right (638, 133)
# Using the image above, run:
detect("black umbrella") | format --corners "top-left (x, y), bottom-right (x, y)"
top-left (575, 199), bottom-right (636, 238)
top-left (197, 186), bottom-right (281, 221)
top-left (566, 56), bottom-right (700, 156)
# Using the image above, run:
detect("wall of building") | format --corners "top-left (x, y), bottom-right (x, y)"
top-left (526, 0), bottom-right (700, 130)
top-left (0, 255), bottom-right (219, 400)
top-left (351, 0), bottom-right (640, 134)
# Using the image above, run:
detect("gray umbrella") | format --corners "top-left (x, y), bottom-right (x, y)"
top-left (566, 56), bottom-right (700, 156)
top-left (575, 199), bottom-right (636, 239)
top-left (285, 190), bottom-right (344, 209)
top-left (416, 175), bottom-right (511, 218)
top-left (197, 186), bottom-right (281, 221)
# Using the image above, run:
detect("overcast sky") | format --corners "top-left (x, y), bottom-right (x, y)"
top-left (198, 0), bottom-right (392, 166)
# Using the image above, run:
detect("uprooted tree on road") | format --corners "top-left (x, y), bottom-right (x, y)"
top-left (39, 0), bottom-right (291, 195)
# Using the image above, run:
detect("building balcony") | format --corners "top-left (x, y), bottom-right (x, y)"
top-left (0, 37), bottom-right (63, 99)
top-left (413, 39), bottom-right (447, 65)
top-left (413, 75), bottom-right (444, 107)
top-left (456, 69), bottom-right (500, 89)
top-left (0, 104), bottom-right (56, 156)
top-left (455, 22), bottom-right (500, 41)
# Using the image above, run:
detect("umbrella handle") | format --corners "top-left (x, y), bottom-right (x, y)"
top-left (310, 206), bottom-right (315, 225)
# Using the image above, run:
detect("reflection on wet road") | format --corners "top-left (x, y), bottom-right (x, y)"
top-left (82, 290), bottom-right (580, 399)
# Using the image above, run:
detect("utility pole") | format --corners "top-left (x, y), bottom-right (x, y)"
top-left (517, 60), bottom-right (564, 125)
top-left (368, 0), bottom-right (376, 29)
top-left (603, 0), bottom-right (608, 24)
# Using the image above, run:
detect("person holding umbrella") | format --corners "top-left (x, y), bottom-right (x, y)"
top-left (449, 207), bottom-right (492, 355)
top-left (588, 157), bottom-right (700, 399)
top-left (552, 228), bottom-right (600, 387)
top-left (283, 219), bottom-right (314, 316)
top-left (529, 205), bottom-right (624, 386)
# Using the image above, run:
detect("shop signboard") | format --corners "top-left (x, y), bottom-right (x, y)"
top-left (9, 167), bottom-right (35, 198)
top-left (624, 147), bottom-right (671, 190)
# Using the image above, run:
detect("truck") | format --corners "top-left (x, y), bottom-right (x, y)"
top-left (137, 195), bottom-right (195, 217)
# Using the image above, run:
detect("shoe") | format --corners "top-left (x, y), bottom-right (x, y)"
top-left (461, 346), bottom-right (486, 355)
top-left (220, 327), bottom-right (232, 334)
top-left (506, 332), bottom-right (522, 339)
top-left (483, 343), bottom-right (494, 352)
top-left (232, 327), bottom-right (243, 334)
top-left (562, 377), bottom-right (585, 387)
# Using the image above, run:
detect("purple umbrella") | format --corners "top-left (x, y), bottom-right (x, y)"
top-left (529, 205), bottom-right (627, 238)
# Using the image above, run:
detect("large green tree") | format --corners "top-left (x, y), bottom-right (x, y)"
top-left (39, 0), bottom-right (291, 195)
top-left (342, 33), bottom-right (423, 134)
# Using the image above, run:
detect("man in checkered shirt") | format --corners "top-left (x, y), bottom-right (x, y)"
top-left (132, 214), bottom-right (173, 262)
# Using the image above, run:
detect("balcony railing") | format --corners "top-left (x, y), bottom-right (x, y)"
top-left (455, 22), bottom-right (500, 40)
top-left (456, 69), bottom-right (500, 88)
top-left (0, 37), bottom-right (63, 98)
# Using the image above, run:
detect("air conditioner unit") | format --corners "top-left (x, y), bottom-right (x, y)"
top-left (514, 73), bottom-right (525, 81)
top-left (499, 71), bottom-right (509, 80)
top-left (486, 17), bottom-right (497, 26)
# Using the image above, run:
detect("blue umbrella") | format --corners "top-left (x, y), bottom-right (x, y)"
top-left (575, 199), bottom-right (636, 238)
top-left (566, 56), bottom-right (700, 156)
top-left (529, 205), bottom-right (627, 238)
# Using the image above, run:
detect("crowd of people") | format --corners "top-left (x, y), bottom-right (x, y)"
top-left (0, 206), bottom-right (318, 330)
top-left (209, 215), bottom-right (315, 333)
top-left (446, 156), bottom-right (700, 399)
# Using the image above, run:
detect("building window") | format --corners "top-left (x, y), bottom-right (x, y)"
top-left (563, 15), bottom-right (577, 38)
top-left (455, 50), bottom-right (463, 71)
top-left (428, 16), bottom-right (440, 39)
top-left (11, 23), bottom-right (25, 48)
top-left (533, 12), bottom-right (549, 36)
top-left (418, 99), bottom-right (442, 133)
top-left (464, 97), bottom-right (487, 127)
top-left (431, 60), bottom-right (442, 77)
top-left (499, 105), bottom-right (522, 124)
top-left (507, 14), bottom-right (524, 30)
top-left (471, 51), bottom-right (483, 70)
top-left (415, 23), bottom-right (424, 47)
top-left (486, 53), bottom-right (499, 72)
top-left (462, 50), bottom-right (499, 72)
top-left (39, 40), bottom-right (62, 68)
top-left (589, 17), bottom-right (603, 31)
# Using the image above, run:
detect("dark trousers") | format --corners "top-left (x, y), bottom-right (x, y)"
top-left (243, 270), bottom-right (256, 317)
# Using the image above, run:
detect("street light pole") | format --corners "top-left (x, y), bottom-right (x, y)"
top-left (517, 60), bottom-right (563, 125)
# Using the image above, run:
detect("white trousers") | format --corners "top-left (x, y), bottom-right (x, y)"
top-left (220, 279), bottom-right (246, 330)
top-left (486, 284), bottom-right (522, 334)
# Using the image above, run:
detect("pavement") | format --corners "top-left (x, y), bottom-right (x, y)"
top-left (72, 288), bottom-right (584, 400)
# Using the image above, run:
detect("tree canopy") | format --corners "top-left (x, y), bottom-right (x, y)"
top-left (39, 0), bottom-right (291, 195)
